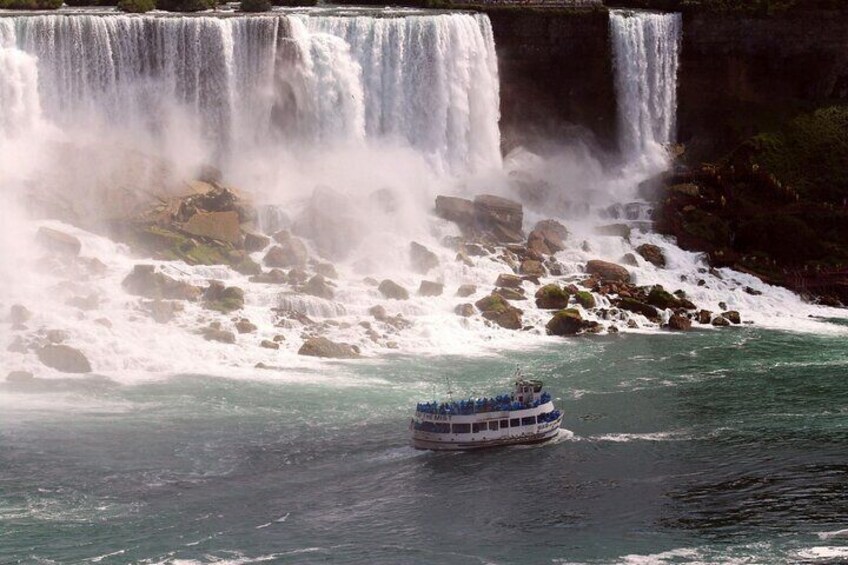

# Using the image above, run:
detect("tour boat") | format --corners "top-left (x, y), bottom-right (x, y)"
top-left (410, 371), bottom-right (563, 451)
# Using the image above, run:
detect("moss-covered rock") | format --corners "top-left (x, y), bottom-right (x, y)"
top-left (535, 284), bottom-right (570, 310)
top-left (646, 286), bottom-right (682, 310)
top-left (475, 293), bottom-right (523, 330)
top-left (617, 298), bottom-right (659, 321)
top-left (575, 290), bottom-right (596, 309)
top-left (546, 309), bottom-right (584, 336)
top-left (203, 282), bottom-right (244, 313)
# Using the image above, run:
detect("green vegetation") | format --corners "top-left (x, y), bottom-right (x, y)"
top-left (156, 0), bottom-right (216, 11)
top-left (272, 0), bottom-right (317, 6)
top-left (117, 0), bottom-right (155, 11)
top-left (240, 0), bottom-right (270, 10)
top-left (0, 0), bottom-right (62, 9)
top-left (574, 291), bottom-right (596, 309)
top-left (611, 0), bottom-right (847, 15)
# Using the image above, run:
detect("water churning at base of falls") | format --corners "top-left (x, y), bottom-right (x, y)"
top-left (610, 10), bottom-right (682, 163)
top-left (1, 12), bottom-right (501, 173)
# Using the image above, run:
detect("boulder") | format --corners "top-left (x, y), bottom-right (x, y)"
top-left (263, 235), bottom-right (308, 269)
top-left (298, 337), bottom-right (360, 359)
top-left (260, 339), bottom-right (279, 350)
top-left (249, 269), bottom-right (287, 284)
top-left (287, 268), bottom-right (309, 285)
top-left (378, 279), bottom-right (409, 300)
top-left (233, 256), bottom-right (262, 276)
top-left (475, 293), bottom-right (522, 330)
top-left (722, 311), bottom-right (742, 325)
top-left (410, 242), bottom-right (439, 274)
top-left (647, 286), bottom-right (681, 310)
top-left (617, 298), bottom-right (659, 321)
top-left (454, 303), bottom-right (475, 317)
top-left (36, 227), bottom-right (82, 256)
top-left (586, 260), bottom-right (631, 283)
top-left (456, 284), bottom-right (477, 298)
top-left (202, 327), bottom-right (236, 344)
top-left (636, 244), bottom-right (666, 268)
top-left (314, 262), bottom-right (338, 279)
top-left (37, 344), bottom-right (92, 373)
top-left (527, 220), bottom-right (568, 255)
top-left (698, 310), bottom-right (713, 324)
top-left (495, 273), bottom-right (523, 289)
top-left (203, 281), bottom-right (244, 313)
top-left (146, 300), bottom-right (182, 323)
top-left (535, 285), bottom-right (570, 310)
top-left (620, 253), bottom-right (639, 267)
top-left (244, 232), bottom-right (271, 253)
top-left (418, 280), bottom-right (444, 297)
top-left (575, 291), bottom-right (596, 309)
top-left (181, 210), bottom-right (241, 245)
top-left (303, 275), bottom-right (335, 300)
top-left (435, 195), bottom-right (475, 229)
top-left (519, 259), bottom-right (545, 277)
top-left (494, 287), bottom-right (525, 301)
top-left (667, 314), bottom-right (692, 331)
top-left (474, 194), bottom-right (524, 243)
top-left (546, 309), bottom-right (585, 336)
top-left (122, 265), bottom-right (201, 301)
top-left (7, 371), bottom-right (34, 383)
top-left (10, 304), bottom-right (32, 327)
top-left (368, 305), bottom-right (387, 321)
top-left (712, 316), bottom-right (731, 327)
top-left (235, 319), bottom-right (258, 334)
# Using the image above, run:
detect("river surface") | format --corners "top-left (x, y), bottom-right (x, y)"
top-left (2, 326), bottom-right (847, 564)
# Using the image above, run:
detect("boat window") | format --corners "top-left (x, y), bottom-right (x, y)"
top-left (521, 416), bottom-right (536, 426)
top-left (488, 421), bottom-right (499, 431)
top-left (434, 423), bottom-right (451, 434)
top-left (452, 423), bottom-right (471, 434)
top-left (472, 422), bottom-right (486, 433)
top-left (509, 418), bottom-right (519, 428)
top-left (500, 419), bottom-right (509, 428)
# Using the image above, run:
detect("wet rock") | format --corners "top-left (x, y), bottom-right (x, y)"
top-left (182, 210), bottom-right (242, 245)
top-left (36, 227), bottom-right (82, 256)
top-left (244, 232), bottom-right (271, 253)
top-left (595, 224), bottom-right (632, 240)
top-left (475, 293), bottom-right (523, 330)
top-left (474, 194), bottom-right (524, 243)
top-left (712, 316), bottom-right (731, 327)
top-left (463, 243), bottom-right (488, 257)
top-left (535, 284), bottom-right (570, 310)
top-left (575, 291), bottom-right (596, 309)
top-left (435, 195), bottom-right (475, 229)
top-left (7, 371), bottom-right (34, 383)
top-left (37, 344), bottom-right (92, 373)
top-left (203, 281), bottom-right (244, 313)
top-left (617, 298), bottom-right (659, 321)
top-left (235, 319), bottom-right (258, 334)
top-left (410, 242), bottom-right (439, 274)
top-left (722, 310), bottom-right (741, 325)
top-left (314, 262), bottom-right (338, 280)
top-left (495, 273), bottom-right (523, 289)
top-left (527, 219), bottom-right (568, 256)
top-left (363, 277), bottom-right (379, 287)
top-left (519, 259), bottom-right (545, 277)
top-left (303, 275), bottom-right (335, 300)
top-left (698, 310), bottom-right (713, 324)
top-left (647, 286), bottom-right (682, 310)
top-left (263, 235), bottom-right (308, 269)
top-left (667, 314), bottom-right (692, 331)
top-left (744, 286), bottom-right (763, 296)
top-left (494, 287), bottom-right (526, 301)
top-left (636, 244), bottom-right (666, 268)
top-left (10, 304), bottom-right (32, 328)
top-left (418, 280), bottom-right (444, 297)
top-left (455, 303), bottom-right (475, 317)
top-left (233, 256), bottom-right (262, 276)
top-left (146, 300), bottom-right (181, 324)
top-left (456, 284), bottom-right (477, 298)
top-left (298, 337), bottom-right (360, 359)
top-left (586, 260), bottom-right (630, 283)
top-left (378, 279), bottom-right (409, 300)
top-left (546, 309), bottom-right (585, 336)
top-left (66, 294), bottom-right (100, 311)
top-left (249, 269), bottom-right (287, 285)
top-left (260, 339), bottom-right (279, 350)
top-left (201, 326), bottom-right (236, 344)
top-left (123, 265), bottom-right (201, 301)
top-left (287, 268), bottom-right (309, 286)
top-left (620, 253), bottom-right (639, 267)
top-left (368, 305), bottom-right (387, 321)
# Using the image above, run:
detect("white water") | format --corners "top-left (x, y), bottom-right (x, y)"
top-left (610, 10), bottom-right (682, 168)
top-left (0, 10), bottom-right (843, 385)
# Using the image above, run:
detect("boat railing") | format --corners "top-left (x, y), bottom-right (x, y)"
top-left (416, 392), bottom-right (553, 416)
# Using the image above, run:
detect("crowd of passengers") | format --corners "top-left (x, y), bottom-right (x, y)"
top-left (412, 410), bottom-right (562, 434)
top-left (416, 392), bottom-right (552, 415)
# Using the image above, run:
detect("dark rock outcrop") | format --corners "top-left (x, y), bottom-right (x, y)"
top-left (298, 337), bottom-right (360, 359)
top-left (636, 244), bottom-right (666, 268)
top-left (586, 260), bottom-right (631, 283)
top-left (546, 309), bottom-right (585, 336)
top-left (475, 293), bottom-right (523, 330)
top-left (474, 194), bottom-right (524, 243)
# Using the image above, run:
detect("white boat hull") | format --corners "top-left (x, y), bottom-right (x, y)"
top-left (410, 413), bottom-right (563, 451)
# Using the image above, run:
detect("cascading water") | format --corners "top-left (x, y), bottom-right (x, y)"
top-left (6, 12), bottom-right (501, 173)
top-left (610, 10), bottom-right (682, 166)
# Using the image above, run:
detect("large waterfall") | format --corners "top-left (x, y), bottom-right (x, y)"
top-left (3, 12), bottom-right (501, 173)
top-left (609, 10), bottom-right (682, 163)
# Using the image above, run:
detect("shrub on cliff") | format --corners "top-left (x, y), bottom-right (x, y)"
top-left (117, 0), bottom-right (154, 11)
top-left (0, 0), bottom-right (62, 9)
top-left (272, 0), bottom-right (316, 5)
top-left (240, 0), bottom-right (270, 10)
top-left (156, 0), bottom-right (215, 11)
top-left (64, 0), bottom-right (118, 6)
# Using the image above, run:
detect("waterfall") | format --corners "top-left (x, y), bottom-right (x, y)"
top-left (3, 12), bottom-right (501, 173)
top-left (610, 10), bottom-right (682, 163)
top-left (0, 19), bottom-right (42, 141)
